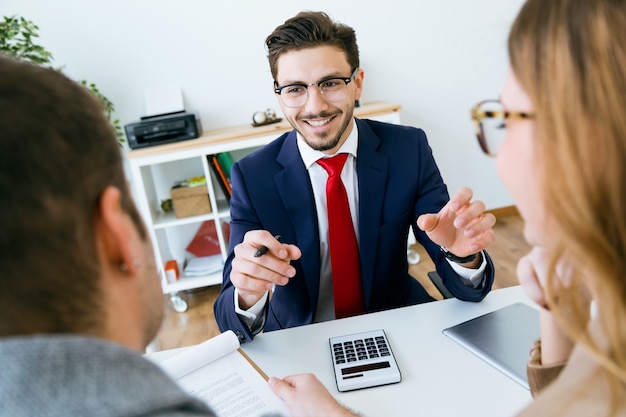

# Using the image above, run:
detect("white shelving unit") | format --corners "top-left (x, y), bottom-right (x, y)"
top-left (125, 101), bottom-right (401, 311)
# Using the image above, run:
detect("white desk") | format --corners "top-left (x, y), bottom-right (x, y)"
top-left (241, 286), bottom-right (534, 417)
top-left (149, 286), bottom-right (535, 417)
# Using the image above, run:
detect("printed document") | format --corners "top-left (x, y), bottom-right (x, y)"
top-left (158, 330), bottom-right (289, 417)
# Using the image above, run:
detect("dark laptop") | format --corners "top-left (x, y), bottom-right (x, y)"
top-left (442, 302), bottom-right (540, 389)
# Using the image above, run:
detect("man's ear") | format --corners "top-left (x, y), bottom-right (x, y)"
top-left (353, 68), bottom-right (365, 101)
top-left (97, 186), bottom-right (139, 276)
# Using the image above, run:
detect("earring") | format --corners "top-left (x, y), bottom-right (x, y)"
top-left (119, 258), bottom-right (141, 273)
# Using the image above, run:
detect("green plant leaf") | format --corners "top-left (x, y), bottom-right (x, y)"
top-left (0, 15), bottom-right (125, 145)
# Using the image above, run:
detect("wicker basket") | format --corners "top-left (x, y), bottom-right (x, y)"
top-left (170, 184), bottom-right (212, 218)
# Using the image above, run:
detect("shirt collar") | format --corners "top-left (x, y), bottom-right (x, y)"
top-left (297, 120), bottom-right (359, 169)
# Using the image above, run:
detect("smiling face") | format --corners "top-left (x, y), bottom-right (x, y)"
top-left (497, 67), bottom-right (553, 247)
top-left (274, 45), bottom-right (364, 155)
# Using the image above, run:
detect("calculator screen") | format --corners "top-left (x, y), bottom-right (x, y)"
top-left (341, 361), bottom-right (391, 376)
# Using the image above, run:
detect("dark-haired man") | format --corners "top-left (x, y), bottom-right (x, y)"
top-left (215, 11), bottom-right (497, 343)
top-left (0, 55), bottom-right (217, 417)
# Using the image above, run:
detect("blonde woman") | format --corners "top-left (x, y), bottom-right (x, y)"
top-left (490, 0), bottom-right (626, 415)
top-left (268, 0), bottom-right (626, 416)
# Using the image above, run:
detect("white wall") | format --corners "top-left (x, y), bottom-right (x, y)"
top-left (2, 0), bottom-right (525, 209)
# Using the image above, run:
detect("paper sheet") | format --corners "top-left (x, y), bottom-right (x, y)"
top-left (159, 331), bottom-right (289, 417)
top-left (144, 85), bottom-right (184, 116)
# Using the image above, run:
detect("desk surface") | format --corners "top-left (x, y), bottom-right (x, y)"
top-left (150, 286), bottom-right (535, 417)
top-left (241, 286), bottom-right (533, 417)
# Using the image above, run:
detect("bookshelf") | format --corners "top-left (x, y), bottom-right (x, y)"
top-left (125, 101), bottom-right (401, 311)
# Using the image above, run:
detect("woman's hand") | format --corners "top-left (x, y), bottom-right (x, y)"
top-left (517, 246), bottom-right (575, 365)
top-left (517, 246), bottom-right (553, 309)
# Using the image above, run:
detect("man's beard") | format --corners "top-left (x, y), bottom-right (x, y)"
top-left (295, 108), bottom-right (353, 152)
top-left (308, 130), bottom-right (342, 152)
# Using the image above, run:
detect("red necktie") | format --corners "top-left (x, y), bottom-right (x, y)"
top-left (317, 154), bottom-right (365, 318)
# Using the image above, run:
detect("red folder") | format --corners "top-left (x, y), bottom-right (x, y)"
top-left (186, 221), bottom-right (230, 257)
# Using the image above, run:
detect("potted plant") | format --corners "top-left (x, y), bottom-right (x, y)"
top-left (0, 15), bottom-right (125, 144)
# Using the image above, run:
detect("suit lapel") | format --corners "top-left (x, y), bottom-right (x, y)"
top-left (275, 132), bottom-right (322, 309)
top-left (355, 119), bottom-right (389, 308)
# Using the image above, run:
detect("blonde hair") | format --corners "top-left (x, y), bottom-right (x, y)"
top-left (509, 0), bottom-right (626, 412)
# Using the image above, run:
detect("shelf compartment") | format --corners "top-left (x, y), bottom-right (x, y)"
top-left (162, 273), bottom-right (223, 294)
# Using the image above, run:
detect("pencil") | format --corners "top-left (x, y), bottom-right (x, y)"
top-left (254, 235), bottom-right (281, 257)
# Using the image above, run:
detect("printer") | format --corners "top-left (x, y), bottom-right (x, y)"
top-left (125, 111), bottom-right (202, 149)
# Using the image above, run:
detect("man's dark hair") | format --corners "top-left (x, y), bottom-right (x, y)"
top-left (0, 55), bottom-right (145, 336)
top-left (265, 11), bottom-right (360, 81)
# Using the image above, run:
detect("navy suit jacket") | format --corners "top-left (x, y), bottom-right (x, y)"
top-left (214, 119), bottom-right (494, 342)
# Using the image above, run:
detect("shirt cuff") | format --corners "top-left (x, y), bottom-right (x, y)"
top-left (447, 250), bottom-right (487, 288)
top-left (234, 288), bottom-right (269, 327)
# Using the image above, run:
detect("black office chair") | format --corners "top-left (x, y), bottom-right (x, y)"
top-left (427, 271), bottom-right (454, 299)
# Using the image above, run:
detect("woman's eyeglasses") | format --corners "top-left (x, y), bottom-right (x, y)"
top-left (470, 100), bottom-right (534, 156)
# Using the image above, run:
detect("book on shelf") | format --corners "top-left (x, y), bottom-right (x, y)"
top-left (183, 254), bottom-right (223, 277)
top-left (157, 330), bottom-right (289, 417)
top-left (216, 152), bottom-right (234, 182)
top-left (186, 220), bottom-right (230, 258)
top-left (207, 154), bottom-right (232, 201)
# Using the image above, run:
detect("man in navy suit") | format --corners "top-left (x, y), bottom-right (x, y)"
top-left (214, 11), bottom-right (496, 342)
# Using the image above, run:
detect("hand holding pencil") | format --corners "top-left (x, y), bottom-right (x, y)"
top-left (254, 234), bottom-right (281, 257)
top-left (230, 230), bottom-right (302, 310)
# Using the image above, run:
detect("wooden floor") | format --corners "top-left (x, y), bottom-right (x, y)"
top-left (154, 213), bottom-right (530, 351)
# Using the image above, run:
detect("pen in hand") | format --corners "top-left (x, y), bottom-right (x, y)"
top-left (254, 235), bottom-right (281, 257)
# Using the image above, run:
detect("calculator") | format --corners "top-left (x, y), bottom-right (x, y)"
top-left (329, 329), bottom-right (402, 392)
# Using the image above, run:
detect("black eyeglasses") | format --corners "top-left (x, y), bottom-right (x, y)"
top-left (274, 68), bottom-right (358, 108)
top-left (470, 99), bottom-right (534, 156)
